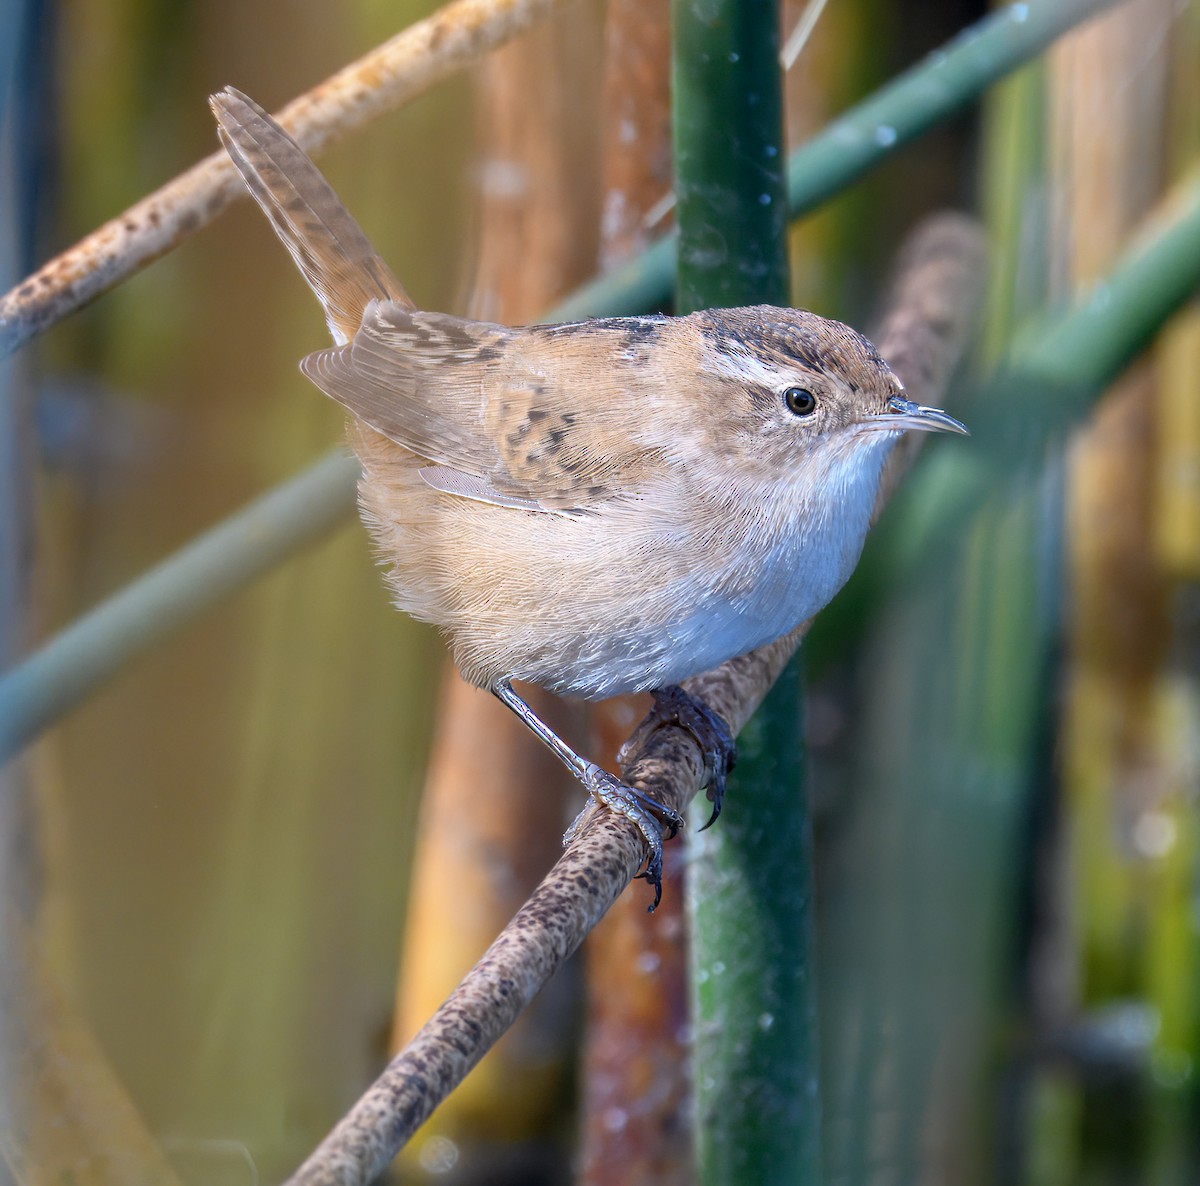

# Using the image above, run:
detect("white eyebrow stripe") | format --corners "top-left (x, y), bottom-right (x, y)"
top-left (702, 346), bottom-right (794, 387)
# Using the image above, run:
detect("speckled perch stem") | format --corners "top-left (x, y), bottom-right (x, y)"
top-left (0, 0), bottom-right (557, 358)
top-left (282, 212), bottom-right (986, 1186)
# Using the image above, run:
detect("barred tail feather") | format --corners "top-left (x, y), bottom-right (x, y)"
top-left (210, 86), bottom-right (412, 343)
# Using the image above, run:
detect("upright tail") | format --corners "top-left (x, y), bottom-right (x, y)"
top-left (210, 87), bottom-right (413, 343)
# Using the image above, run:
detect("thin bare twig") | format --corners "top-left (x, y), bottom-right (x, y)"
top-left (781, 0), bottom-right (830, 70)
top-left (0, 0), bottom-right (557, 359)
top-left (281, 211), bottom-right (987, 1186)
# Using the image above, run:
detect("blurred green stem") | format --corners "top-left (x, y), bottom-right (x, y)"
top-left (0, 452), bottom-right (358, 761)
top-left (672, 0), bottom-right (820, 1182)
top-left (813, 165), bottom-right (1200, 668)
top-left (883, 165), bottom-right (1200, 575)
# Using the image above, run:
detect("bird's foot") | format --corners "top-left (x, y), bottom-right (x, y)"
top-left (563, 763), bottom-right (684, 912)
top-left (618, 685), bottom-right (736, 831)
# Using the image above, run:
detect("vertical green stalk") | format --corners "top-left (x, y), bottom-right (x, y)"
top-left (688, 660), bottom-right (820, 1183)
top-left (672, 0), bottom-right (789, 312)
top-left (672, 2), bottom-right (821, 1182)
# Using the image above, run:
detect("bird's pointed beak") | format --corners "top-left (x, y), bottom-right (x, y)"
top-left (866, 394), bottom-right (969, 436)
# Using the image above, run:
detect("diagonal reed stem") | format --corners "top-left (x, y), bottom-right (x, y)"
top-left (0, 453), bottom-right (358, 761)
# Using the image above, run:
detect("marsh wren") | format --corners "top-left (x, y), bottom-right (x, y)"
top-left (211, 88), bottom-right (966, 904)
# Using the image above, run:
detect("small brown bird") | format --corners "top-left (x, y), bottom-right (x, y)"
top-left (210, 88), bottom-right (966, 904)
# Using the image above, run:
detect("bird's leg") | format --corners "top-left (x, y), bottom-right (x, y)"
top-left (491, 679), bottom-right (684, 910)
top-left (618, 685), bottom-right (736, 831)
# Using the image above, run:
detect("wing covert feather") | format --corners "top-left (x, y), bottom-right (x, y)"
top-left (302, 303), bottom-right (672, 511)
top-left (301, 302), bottom-right (509, 477)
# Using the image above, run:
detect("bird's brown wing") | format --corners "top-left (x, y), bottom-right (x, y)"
top-left (302, 302), bottom-right (662, 512)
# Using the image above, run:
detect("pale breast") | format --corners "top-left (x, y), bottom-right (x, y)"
top-left (353, 419), bottom-right (898, 700)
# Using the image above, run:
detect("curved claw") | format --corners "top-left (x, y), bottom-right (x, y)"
top-left (697, 799), bottom-right (722, 833)
top-left (621, 686), bottom-right (736, 832)
top-left (568, 763), bottom-right (681, 911)
top-left (633, 849), bottom-right (665, 912)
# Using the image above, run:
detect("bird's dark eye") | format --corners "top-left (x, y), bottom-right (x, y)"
top-left (783, 386), bottom-right (817, 416)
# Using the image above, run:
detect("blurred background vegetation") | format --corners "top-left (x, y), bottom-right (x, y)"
top-left (2, 0), bottom-right (1199, 1183)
